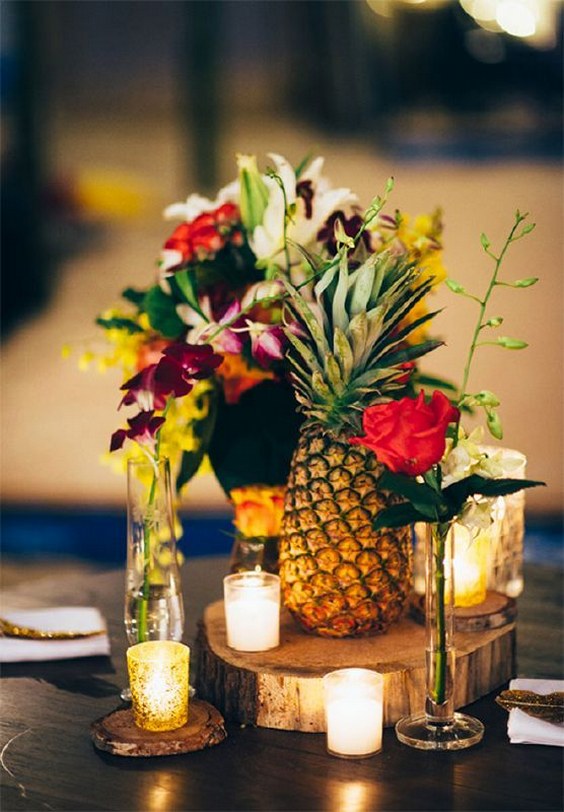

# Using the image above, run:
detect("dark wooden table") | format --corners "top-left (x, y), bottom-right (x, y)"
top-left (1, 556), bottom-right (562, 812)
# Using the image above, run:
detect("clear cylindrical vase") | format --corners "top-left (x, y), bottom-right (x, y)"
top-left (125, 457), bottom-right (184, 646)
top-left (395, 522), bottom-right (484, 750)
top-left (229, 534), bottom-right (279, 574)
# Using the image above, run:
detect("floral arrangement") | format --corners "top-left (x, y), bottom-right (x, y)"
top-left (81, 153), bottom-right (447, 508)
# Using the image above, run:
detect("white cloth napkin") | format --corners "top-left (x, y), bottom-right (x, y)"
top-left (0, 607), bottom-right (111, 662)
top-left (507, 678), bottom-right (564, 747)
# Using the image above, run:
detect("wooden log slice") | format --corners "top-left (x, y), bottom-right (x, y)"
top-left (196, 600), bottom-right (515, 733)
top-left (410, 591), bottom-right (518, 632)
top-left (90, 699), bottom-right (227, 757)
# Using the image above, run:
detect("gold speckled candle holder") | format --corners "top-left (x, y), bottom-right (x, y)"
top-left (127, 641), bottom-right (189, 732)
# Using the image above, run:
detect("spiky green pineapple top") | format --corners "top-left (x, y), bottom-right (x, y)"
top-left (283, 246), bottom-right (442, 434)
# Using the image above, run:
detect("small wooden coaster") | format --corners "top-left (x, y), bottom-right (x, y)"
top-left (410, 590), bottom-right (517, 632)
top-left (90, 698), bottom-right (227, 757)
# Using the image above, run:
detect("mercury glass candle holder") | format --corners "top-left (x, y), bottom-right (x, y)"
top-left (323, 668), bottom-right (384, 758)
top-left (127, 641), bottom-right (190, 732)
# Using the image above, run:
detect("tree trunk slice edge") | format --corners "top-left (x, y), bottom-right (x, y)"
top-left (195, 600), bottom-right (516, 732)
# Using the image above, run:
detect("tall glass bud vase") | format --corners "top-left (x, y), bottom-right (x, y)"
top-left (125, 458), bottom-right (184, 646)
top-left (395, 522), bottom-right (484, 750)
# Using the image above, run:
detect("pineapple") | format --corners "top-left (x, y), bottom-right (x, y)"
top-left (279, 244), bottom-right (441, 637)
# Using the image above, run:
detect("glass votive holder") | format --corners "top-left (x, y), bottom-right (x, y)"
top-left (323, 668), bottom-right (384, 758)
top-left (127, 640), bottom-right (190, 732)
top-left (223, 572), bottom-right (280, 652)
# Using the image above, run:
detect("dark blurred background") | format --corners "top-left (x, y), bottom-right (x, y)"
top-left (2, 0), bottom-right (561, 336)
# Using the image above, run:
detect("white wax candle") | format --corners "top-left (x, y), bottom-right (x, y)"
top-left (326, 697), bottom-right (383, 757)
top-left (323, 668), bottom-right (384, 758)
top-left (225, 595), bottom-right (279, 651)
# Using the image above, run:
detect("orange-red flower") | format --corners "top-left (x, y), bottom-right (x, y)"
top-left (230, 484), bottom-right (286, 538)
top-left (216, 353), bottom-right (275, 405)
top-left (163, 203), bottom-right (242, 271)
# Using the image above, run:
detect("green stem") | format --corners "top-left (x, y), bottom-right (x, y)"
top-left (431, 522), bottom-right (449, 705)
top-left (136, 401), bottom-right (171, 642)
top-left (454, 213), bottom-right (526, 443)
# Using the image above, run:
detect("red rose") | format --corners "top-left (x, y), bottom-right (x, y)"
top-left (349, 391), bottom-right (459, 476)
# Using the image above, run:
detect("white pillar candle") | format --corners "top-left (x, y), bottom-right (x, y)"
top-left (323, 668), bottom-right (384, 758)
top-left (223, 572), bottom-right (280, 652)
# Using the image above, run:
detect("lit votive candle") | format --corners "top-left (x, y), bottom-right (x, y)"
top-left (452, 523), bottom-right (489, 607)
top-left (323, 668), bottom-right (384, 758)
top-left (223, 572), bottom-right (280, 652)
top-left (127, 641), bottom-right (189, 732)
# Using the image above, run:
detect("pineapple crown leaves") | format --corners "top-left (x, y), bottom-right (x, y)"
top-left (282, 245), bottom-right (443, 432)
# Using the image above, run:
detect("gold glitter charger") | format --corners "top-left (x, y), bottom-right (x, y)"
top-left (90, 699), bottom-right (227, 757)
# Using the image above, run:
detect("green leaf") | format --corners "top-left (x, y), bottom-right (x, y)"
top-left (521, 223), bottom-right (536, 235)
top-left (238, 154), bottom-right (269, 231)
top-left (415, 373), bottom-right (458, 393)
top-left (474, 390), bottom-right (501, 407)
top-left (378, 470), bottom-right (445, 519)
top-left (348, 254), bottom-right (377, 316)
top-left (497, 336), bottom-right (528, 349)
top-left (284, 328), bottom-right (323, 375)
top-left (377, 338), bottom-right (444, 369)
top-left (121, 287), bottom-right (146, 308)
top-left (143, 286), bottom-right (185, 338)
top-left (333, 327), bottom-right (354, 380)
top-left (486, 408), bottom-right (503, 439)
top-left (443, 475), bottom-right (544, 512)
top-left (95, 316), bottom-right (144, 334)
top-left (480, 232), bottom-right (490, 250)
top-left (498, 277), bottom-right (539, 289)
top-left (283, 279), bottom-right (329, 357)
top-left (294, 152), bottom-right (313, 179)
top-left (373, 502), bottom-right (425, 530)
top-left (170, 269), bottom-right (205, 318)
top-left (445, 278), bottom-right (466, 295)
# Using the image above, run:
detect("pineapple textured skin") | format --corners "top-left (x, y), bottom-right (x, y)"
top-left (279, 424), bottom-right (412, 637)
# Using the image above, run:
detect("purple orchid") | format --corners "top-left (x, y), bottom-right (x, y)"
top-left (112, 342), bottom-right (223, 454)
top-left (246, 322), bottom-right (286, 368)
top-left (177, 297), bottom-right (244, 355)
top-left (110, 411), bottom-right (165, 452)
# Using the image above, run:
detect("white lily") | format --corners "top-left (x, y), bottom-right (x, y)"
top-left (250, 153), bottom-right (356, 268)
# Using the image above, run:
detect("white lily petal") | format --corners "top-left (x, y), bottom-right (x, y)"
top-left (267, 153), bottom-right (297, 203)
top-left (301, 156), bottom-right (325, 183)
top-left (217, 179), bottom-right (240, 204)
top-left (160, 249), bottom-right (183, 273)
top-left (164, 194), bottom-right (215, 222)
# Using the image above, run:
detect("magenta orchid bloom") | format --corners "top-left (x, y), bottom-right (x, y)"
top-left (110, 411), bottom-right (165, 452)
top-left (119, 364), bottom-right (166, 411)
top-left (246, 322), bottom-right (286, 368)
top-left (112, 342), bottom-right (223, 453)
top-left (161, 342), bottom-right (224, 378)
top-left (177, 297), bottom-right (244, 355)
